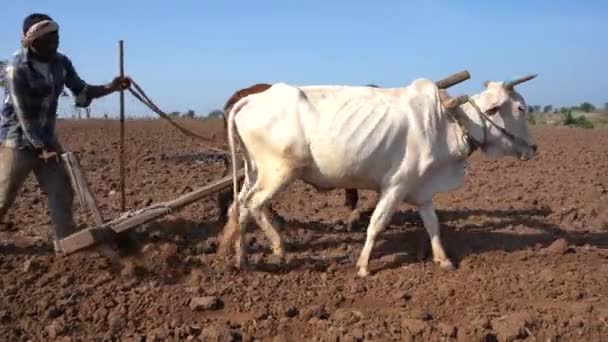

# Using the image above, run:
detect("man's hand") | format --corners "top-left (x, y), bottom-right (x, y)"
top-left (38, 149), bottom-right (59, 162)
top-left (85, 76), bottom-right (133, 100)
top-left (109, 76), bottom-right (132, 92)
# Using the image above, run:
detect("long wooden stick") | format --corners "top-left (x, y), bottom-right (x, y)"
top-left (62, 152), bottom-right (104, 226)
top-left (119, 40), bottom-right (126, 212)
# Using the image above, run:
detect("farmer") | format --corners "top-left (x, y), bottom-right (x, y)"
top-left (0, 13), bottom-right (131, 251)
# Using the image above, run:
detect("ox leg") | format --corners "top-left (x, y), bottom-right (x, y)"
top-left (344, 189), bottom-right (360, 231)
top-left (346, 191), bottom-right (380, 232)
top-left (232, 180), bottom-right (258, 265)
top-left (346, 208), bottom-right (362, 232)
top-left (234, 170), bottom-right (257, 268)
top-left (344, 189), bottom-right (358, 210)
top-left (216, 155), bottom-right (232, 225)
top-left (217, 181), bottom-right (251, 256)
top-left (234, 201), bottom-right (252, 269)
top-left (217, 158), bottom-right (254, 257)
top-left (244, 166), bottom-right (294, 258)
top-left (356, 186), bottom-right (403, 277)
top-left (418, 202), bottom-right (454, 270)
top-left (217, 155), bottom-right (246, 225)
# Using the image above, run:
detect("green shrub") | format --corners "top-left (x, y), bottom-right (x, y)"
top-left (562, 110), bottom-right (594, 129)
top-left (526, 112), bottom-right (536, 125)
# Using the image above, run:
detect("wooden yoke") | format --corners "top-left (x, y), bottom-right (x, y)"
top-left (433, 70), bottom-right (471, 110)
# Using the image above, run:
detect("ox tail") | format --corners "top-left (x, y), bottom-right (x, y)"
top-left (226, 96), bottom-right (250, 223)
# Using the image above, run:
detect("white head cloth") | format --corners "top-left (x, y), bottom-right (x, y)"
top-left (22, 20), bottom-right (59, 47)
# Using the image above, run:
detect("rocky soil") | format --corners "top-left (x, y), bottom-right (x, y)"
top-left (1, 119), bottom-right (607, 341)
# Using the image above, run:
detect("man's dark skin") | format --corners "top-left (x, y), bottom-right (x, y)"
top-left (31, 30), bottom-right (131, 161)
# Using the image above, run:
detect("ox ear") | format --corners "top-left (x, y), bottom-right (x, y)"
top-left (479, 84), bottom-right (509, 115)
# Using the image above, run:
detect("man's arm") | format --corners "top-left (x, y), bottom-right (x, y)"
top-left (6, 63), bottom-right (46, 150)
top-left (63, 56), bottom-right (130, 107)
top-left (85, 80), bottom-right (129, 100)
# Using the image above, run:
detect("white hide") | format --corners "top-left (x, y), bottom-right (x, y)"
top-left (225, 77), bottom-right (536, 276)
top-left (234, 79), bottom-right (468, 202)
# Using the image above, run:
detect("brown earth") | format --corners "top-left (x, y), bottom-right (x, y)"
top-left (1, 118), bottom-right (607, 341)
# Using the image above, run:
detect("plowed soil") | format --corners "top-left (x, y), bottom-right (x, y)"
top-left (1, 118), bottom-right (607, 341)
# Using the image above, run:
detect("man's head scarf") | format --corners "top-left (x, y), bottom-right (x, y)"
top-left (21, 19), bottom-right (59, 47)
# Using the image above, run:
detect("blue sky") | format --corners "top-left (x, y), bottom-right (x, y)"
top-left (1, 0), bottom-right (607, 117)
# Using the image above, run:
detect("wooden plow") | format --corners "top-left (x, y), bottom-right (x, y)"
top-left (55, 156), bottom-right (245, 254)
top-left (54, 69), bottom-right (472, 255)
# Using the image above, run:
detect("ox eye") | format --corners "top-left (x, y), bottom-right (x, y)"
top-left (487, 106), bottom-right (500, 115)
top-left (518, 105), bottom-right (526, 112)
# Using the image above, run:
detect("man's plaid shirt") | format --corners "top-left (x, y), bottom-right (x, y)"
top-left (1, 47), bottom-right (91, 150)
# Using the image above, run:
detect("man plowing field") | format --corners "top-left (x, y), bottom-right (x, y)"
top-left (0, 13), bottom-right (131, 252)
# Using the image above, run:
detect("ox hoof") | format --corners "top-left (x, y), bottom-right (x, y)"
top-left (272, 250), bottom-right (285, 260)
top-left (235, 257), bottom-right (249, 270)
top-left (345, 220), bottom-right (359, 232)
top-left (435, 259), bottom-right (455, 271)
top-left (216, 242), bottom-right (233, 256)
top-left (267, 254), bottom-right (285, 265)
top-left (357, 267), bottom-right (370, 277)
top-left (346, 212), bottom-right (362, 232)
top-left (416, 245), bottom-right (431, 262)
top-left (271, 215), bottom-right (286, 228)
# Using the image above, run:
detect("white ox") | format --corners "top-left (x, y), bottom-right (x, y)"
top-left (219, 75), bottom-right (538, 277)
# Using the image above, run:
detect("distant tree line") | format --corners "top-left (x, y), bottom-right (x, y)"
top-left (163, 109), bottom-right (224, 119)
top-left (528, 102), bottom-right (603, 114)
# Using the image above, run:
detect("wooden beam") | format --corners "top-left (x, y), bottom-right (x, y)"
top-left (54, 225), bottom-right (115, 255)
top-left (63, 154), bottom-right (86, 210)
top-left (119, 40), bottom-right (126, 212)
top-left (435, 70), bottom-right (470, 89)
top-left (62, 152), bottom-right (104, 226)
top-left (111, 207), bottom-right (170, 234)
top-left (163, 168), bottom-right (245, 210)
top-left (55, 168), bottom-right (246, 254)
top-left (443, 95), bottom-right (470, 109)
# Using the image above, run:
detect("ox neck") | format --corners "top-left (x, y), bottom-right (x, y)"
top-left (449, 100), bottom-right (487, 157)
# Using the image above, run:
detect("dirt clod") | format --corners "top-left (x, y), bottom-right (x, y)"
top-left (0, 310), bottom-right (10, 323)
top-left (402, 318), bottom-right (427, 336)
top-left (22, 258), bottom-right (40, 273)
top-left (46, 318), bottom-right (66, 339)
top-left (284, 306), bottom-right (299, 318)
top-left (438, 323), bottom-right (457, 337)
top-left (46, 306), bottom-right (64, 319)
top-left (189, 296), bottom-right (223, 311)
top-left (542, 238), bottom-right (570, 255)
top-left (392, 290), bottom-right (411, 301)
top-left (491, 311), bottom-right (535, 342)
top-left (200, 324), bottom-right (241, 342)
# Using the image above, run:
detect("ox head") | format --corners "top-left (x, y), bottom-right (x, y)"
top-left (469, 74), bottom-right (538, 161)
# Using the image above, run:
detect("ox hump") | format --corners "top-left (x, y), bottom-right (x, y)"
top-left (409, 78), bottom-right (440, 96)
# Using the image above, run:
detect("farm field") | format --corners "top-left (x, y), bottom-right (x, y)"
top-left (1, 118), bottom-right (607, 341)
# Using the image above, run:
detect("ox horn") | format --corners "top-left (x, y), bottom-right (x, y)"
top-left (505, 73), bottom-right (538, 90)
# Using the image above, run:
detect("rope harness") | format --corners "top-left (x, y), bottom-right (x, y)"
top-left (127, 79), bottom-right (230, 155)
top-left (450, 98), bottom-right (537, 156)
